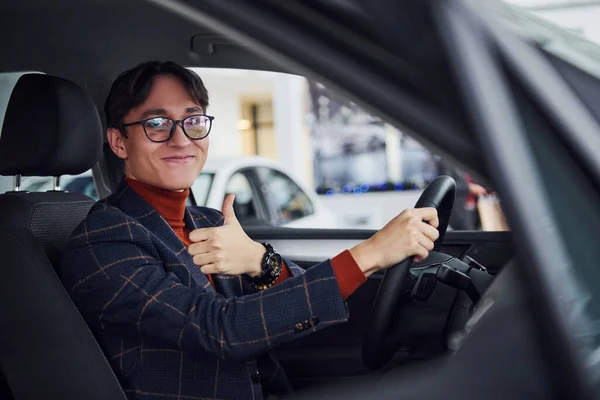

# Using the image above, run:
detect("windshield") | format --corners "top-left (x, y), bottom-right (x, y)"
top-left (492, 0), bottom-right (600, 78)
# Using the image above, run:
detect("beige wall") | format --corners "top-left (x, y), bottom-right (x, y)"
top-left (191, 68), bottom-right (313, 186)
top-left (239, 96), bottom-right (278, 160)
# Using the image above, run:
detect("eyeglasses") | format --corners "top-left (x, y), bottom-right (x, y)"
top-left (121, 114), bottom-right (214, 143)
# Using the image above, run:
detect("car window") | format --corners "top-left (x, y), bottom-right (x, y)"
top-left (13, 173), bottom-right (99, 201)
top-left (256, 167), bottom-right (315, 224)
top-left (306, 79), bottom-right (498, 230)
top-left (0, 67), bottom-right (504, 231)
top-left (64, 177), bottom-right (98, 200)
top-left (185, 67), bottom-right (506, 231)
top-left (16, 174), bottom-right (98, 198)
top-left (20, 179), bottom-right (54, 193)
top-left (225, 172), bottom-right (258, 221)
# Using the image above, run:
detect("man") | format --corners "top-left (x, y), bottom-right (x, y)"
top-left (59, 61), bottom-right (439, 400)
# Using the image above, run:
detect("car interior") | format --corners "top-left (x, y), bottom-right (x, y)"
top-left (1, 0), bottom-right (598, 399)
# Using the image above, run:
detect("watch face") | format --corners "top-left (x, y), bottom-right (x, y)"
top-left (251, 246), bottom-right (283, 290)
top-left (269, 253), bottom-right (282, 269)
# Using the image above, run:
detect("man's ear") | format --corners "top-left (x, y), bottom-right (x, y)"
top-left (107, 128), bottom-right (128, 160)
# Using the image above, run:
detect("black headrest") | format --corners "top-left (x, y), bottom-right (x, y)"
top-left (0, 74), bottom-right (103, 176)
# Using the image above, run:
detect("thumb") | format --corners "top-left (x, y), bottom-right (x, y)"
top-left (222, 194), bottom-right (238, 224)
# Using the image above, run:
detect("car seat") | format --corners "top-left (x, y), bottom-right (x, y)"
top-left (0, 73), bottom-right (127, 399)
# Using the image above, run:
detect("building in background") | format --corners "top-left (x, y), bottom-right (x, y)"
top-left (306, 80), bottom-right (437, 196)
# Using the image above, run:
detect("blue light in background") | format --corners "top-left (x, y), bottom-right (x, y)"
top-left (325, 190), bottom-right (335, 197)
top-left (394, 183), bottom-right (404, 192)
top-left (342, 185), bottom-right (351, 194)
top-left (353, 187), bottom-right (363, 196)
top-left (360, 184), bottom-right (370, 192)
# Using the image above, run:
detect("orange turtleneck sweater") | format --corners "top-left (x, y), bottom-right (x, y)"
top-left (126, 177), bottom-right (366, 299)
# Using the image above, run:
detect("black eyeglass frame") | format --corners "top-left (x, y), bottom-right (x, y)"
top-left (120, 114), bottom-right (215, 143)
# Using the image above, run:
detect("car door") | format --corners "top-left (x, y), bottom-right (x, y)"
top-left (166, 1), bottom-right (599, 398)
top-left (222, 168), bottom-right (275, 226)
top-left (254, 166), bottom-right (322, 228)
top-left (244, 227), bottom-right (513, 390)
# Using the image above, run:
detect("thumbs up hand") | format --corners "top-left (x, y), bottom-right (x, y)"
top-left (188, 194), bottom-right (265, 277)
top-left (221, 193), bottom-right (238, 223)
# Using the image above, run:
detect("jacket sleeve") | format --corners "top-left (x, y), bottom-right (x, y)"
top-left (59, 208), bottom-right (349, 362)
top-left (239, 258), bottom-right (306, 295)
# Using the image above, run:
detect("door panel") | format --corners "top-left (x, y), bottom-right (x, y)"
top-left (245, 227), bottom-right (513, 390)
top-left (248, 229), bottom-right (513, 274)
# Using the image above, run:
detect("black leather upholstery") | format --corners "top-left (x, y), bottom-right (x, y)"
top-left (0, 74), bottom-right (126, 399)
top-left (0, 227), bottom-right (126, 400)
top-left (0, 73), bottom-right (103, 176)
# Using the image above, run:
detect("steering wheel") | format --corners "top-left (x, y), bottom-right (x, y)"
top-left (361, 175), bottom-right (456, 371)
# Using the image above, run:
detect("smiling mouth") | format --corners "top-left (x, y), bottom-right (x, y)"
top-left (163, 156), bottom-right (195, 164)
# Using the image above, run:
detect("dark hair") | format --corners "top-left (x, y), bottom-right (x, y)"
top-left (104, 61), bottom-right (209, 129)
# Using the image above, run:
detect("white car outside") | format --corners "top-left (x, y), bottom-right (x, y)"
top-left (196, 156), bottom-right (339, 229)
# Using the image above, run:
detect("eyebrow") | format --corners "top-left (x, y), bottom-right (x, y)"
top-left (140, 107), bottom-right (204, 119)
top-left (185, 106), bottom-right (204, 114)
top-left (140, 108), bottom-right (168, 119)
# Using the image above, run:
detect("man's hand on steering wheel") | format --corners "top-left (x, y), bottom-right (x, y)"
top-left (361, 176), bottom-right (455, 371)
top-left (349, 207), bottom-right (440, 278)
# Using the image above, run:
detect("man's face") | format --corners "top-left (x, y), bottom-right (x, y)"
top-left (108, 74), bottom-right (209, 191)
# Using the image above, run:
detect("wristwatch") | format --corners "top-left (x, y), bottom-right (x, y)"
top-left (249, 243), bottom-right (283, 291)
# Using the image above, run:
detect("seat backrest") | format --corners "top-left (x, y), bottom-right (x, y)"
top-left (0, 73), bottom-right (127, 400)
top-left (0, 192), bottom-right (96, 266)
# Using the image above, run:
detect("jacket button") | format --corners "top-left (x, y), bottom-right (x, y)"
top-left (294, 323), bottom-right (304, 333)
top-left (252, 371), bottom-right (261, 383)
top-left (309, 316), bottom-right (320, 327)
top-left (302, 320), bottom-right (311, 329)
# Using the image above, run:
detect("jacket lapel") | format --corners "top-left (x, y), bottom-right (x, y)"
top-left (108, 178), bottom-right (212, 291)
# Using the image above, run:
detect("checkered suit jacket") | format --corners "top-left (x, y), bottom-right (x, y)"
top-left (59, 179), bottom-right (350, 400)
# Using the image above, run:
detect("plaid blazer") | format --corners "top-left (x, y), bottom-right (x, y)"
top-left (59, 179), bottom-right (350, 400)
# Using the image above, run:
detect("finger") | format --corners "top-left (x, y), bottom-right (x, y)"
top-left (412, 244), bottom-right (429, 262)
top-left (193, 253), bottom-right (215, 267)
top-left (188, 241), bottom-right (211, 256)
top-left (415, 207), bottom-right (439, 229)
top-left (418, 235), bottom-right (435, 252)
top-left (221, 194), bottom-right (238, 225)
top-left (199, 263), bottom-right (218, 275)
top-left (420, 223), bottom-right (440, 242)
top-left (189, 227), bottom-right (214, 243)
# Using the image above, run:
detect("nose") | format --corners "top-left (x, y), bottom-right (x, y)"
top-left (167, 122), bottom-right (191, 147)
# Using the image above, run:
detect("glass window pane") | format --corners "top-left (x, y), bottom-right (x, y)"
top-left (257, 167), bottom-right (314, 223)
top-left (64, 177), bottom-right (98, 200)
top-left (225, 172), bottom-right (257, 220)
